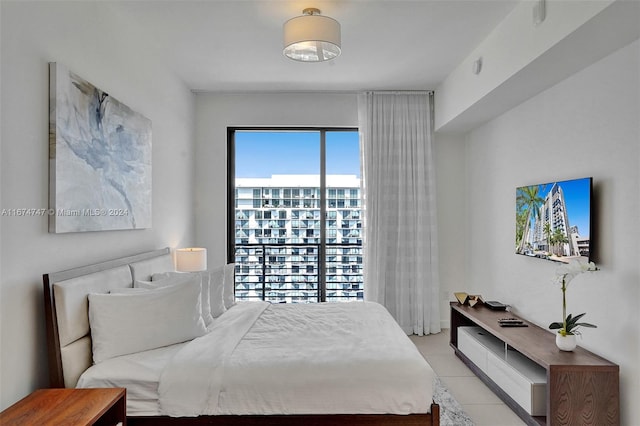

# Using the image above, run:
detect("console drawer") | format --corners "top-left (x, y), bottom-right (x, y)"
top-left (486, 350), bottom-right (547, 416)
top-left (458, 326), bottom-right (503, 374)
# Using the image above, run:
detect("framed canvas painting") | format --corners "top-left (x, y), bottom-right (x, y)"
top-left (49, 62), bottom-right (152, 233)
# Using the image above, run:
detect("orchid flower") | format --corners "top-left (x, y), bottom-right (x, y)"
top-left (549, 260), bottom-right (598, 336)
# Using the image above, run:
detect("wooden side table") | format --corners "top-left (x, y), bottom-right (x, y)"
top-left (0, 388), bottom-right (126, 426)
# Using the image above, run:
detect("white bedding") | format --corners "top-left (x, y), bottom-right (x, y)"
top-left (78, 301), bottom-right (434, 417)
top-left (77, 341), bottom-right (187, 416)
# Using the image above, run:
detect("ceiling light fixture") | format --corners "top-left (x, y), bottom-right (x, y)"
top-left (283, 8), bottom-right (341, 62)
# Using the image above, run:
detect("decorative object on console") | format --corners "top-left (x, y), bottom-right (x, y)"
top-left (485, 300), bottom-right (507, 311)
top-left (175, 248), bottom-right (207, 272)
top-left (555, 333), bottom-right (577, 351)
top-left (454, 292), bottom-right (484, 307)
top-left (49, 62), bottom-right (152, 233)
top-left (548, 260), bottom-right (598, 351)
top-left (515, 177), bottom-right (592, 264)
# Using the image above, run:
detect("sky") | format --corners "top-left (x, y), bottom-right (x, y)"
top-left (235, 131), bottom-right (360, 178)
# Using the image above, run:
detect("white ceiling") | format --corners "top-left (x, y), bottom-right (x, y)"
top-left (113, 0), bottom-right (518, 92)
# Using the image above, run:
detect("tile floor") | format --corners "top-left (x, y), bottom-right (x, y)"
top-left (410, 331), bottom-right (527, 426)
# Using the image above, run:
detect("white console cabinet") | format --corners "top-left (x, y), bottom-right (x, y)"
top-left (450, 302), bottom-right (619, 426)
top-left (459, 326), bottom-right (546, 416)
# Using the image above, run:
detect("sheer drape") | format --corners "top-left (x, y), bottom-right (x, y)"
top-left (358, 92), bottom-right (440, 336)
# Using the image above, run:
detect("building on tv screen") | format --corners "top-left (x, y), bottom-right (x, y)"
top-left (515, 177), bottom-right (591, 264)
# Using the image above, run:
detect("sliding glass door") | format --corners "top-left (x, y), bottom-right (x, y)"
top-left (228, 128), bottom-right (362, 303)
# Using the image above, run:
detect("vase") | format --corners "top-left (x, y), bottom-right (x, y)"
top-left (556, 333), bottom-right (577, 351)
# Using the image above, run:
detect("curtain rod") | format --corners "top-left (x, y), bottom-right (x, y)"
top-left (365, 90), bottom-right (434, 95)
top-left (191, 89), bottom-right (434, 95)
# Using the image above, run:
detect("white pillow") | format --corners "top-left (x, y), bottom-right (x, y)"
top-left (88, 275), bottom-right (206, 364)
top-left (147, 273), bottom-right (210, 325)
top-left (134, 278), bottom-right (155, 288)
top-left (208, 265), bottom-right (226, 318)
top-left (147, 271), bottom-right (195, 287)
top-left (223, 263), bottom-right (236, 309)
top-left (147, 271), bottom-right (214, 327)
top-left (110, 287), bottom-right (148, 294)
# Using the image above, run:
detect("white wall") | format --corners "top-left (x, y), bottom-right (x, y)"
top-left (435, 0), bottom-right (639, 133)
top-left (432, 133), bottom-right (467, 326)
top-left (194, 93), bottom-right (359, 266)
top-left (0, 1), bottom-right (195, 409)
top-left (460, 40), bottom-right (639, 423)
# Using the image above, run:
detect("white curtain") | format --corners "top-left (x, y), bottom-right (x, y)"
top-left (358, 91), bottom-right (440, 336)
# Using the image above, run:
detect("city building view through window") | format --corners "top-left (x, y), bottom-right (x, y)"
top-left (231, 129), bottom-right (363, 303)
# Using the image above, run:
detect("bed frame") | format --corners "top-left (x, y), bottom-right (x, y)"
top-left (43, 247), bottom-right (439, 426)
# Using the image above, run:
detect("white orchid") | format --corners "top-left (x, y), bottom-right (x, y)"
top-left (553, 260), bottom-right (597, 287)
top-left (549, 260), bottom-right (598, 336)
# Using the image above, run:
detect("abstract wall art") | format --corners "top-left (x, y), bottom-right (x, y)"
top-left (49, 62), bottom-right (152, 233)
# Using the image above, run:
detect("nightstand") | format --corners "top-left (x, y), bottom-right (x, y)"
top-left (0, 388), bottom-right (126, 425)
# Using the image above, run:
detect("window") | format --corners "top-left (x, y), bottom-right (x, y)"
top-left (228, 128), bottom-right (362, 303)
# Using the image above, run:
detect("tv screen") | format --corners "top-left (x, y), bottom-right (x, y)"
top-left (515, 177), bottom-right (592, 263)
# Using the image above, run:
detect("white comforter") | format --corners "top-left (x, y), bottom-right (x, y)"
top-left (158, 301), bottom-right (268, 415)
top-left (159, 301), bottom-right (433, 416)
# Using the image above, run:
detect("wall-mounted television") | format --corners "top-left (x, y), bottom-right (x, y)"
top-left (516, 177), bottom-right (592, 264)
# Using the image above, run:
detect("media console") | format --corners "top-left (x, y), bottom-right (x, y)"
top-left (450, 302), bottom-right (619, 426)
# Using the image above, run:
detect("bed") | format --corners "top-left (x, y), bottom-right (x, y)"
top-left (43, 247), bottom-right (440, 425)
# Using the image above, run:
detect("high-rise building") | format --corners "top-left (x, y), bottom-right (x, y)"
top-left (234, 175), bottom-right (363, 303)
top-left (532, 182), bottom-right (578, 257)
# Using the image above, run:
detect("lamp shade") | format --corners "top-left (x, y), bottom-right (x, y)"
top-left (283, 8), bottom-right (341, 62)
top-left (175, 248), bottom-right (207, 272)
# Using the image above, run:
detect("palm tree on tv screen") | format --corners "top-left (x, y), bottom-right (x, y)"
top-left (516, 185), bottom-right (545, 254)
top-left (543, 222), bottom-right (552, 254)
top-left (551, 228), bottom-right (569, 257)
top-left (515, 210), bottom-right (527, 250)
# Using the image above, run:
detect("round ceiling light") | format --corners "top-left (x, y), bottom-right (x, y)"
top-left (283, 8), bottom-right (341, 62)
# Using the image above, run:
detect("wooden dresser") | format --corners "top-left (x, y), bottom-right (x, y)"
top-left (450, 302), bottom-right (619, 426)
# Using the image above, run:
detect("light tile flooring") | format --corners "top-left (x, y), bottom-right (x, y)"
top-left (410, 331), bottom-right (527, 426)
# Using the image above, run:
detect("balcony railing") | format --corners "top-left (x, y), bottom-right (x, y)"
top-left (234, 243), bottom-right (363, 303)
